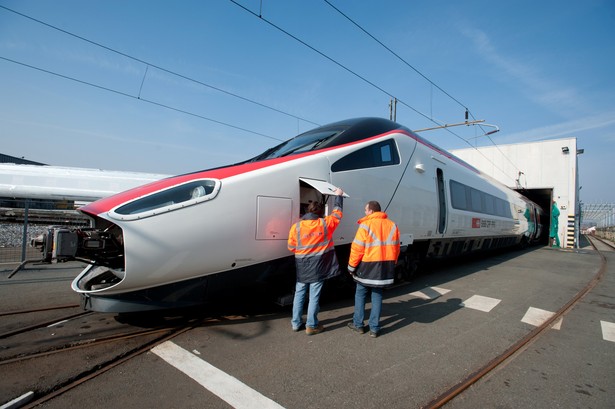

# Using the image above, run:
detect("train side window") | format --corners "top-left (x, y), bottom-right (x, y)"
top-left (331, 139), bottom-right (400, 172)
top-left (451, 179), bottom-right (513, 219)
top-left (470, 189), bottom-right (483, 213)
top-left (380, 144), bottom-right (392, 162)
top-left (484, 195), bottom-right (495, 215)
top-left (496, 198), bottom-right (510, 218)
top-left (450, 180), bottom-right (467, 210)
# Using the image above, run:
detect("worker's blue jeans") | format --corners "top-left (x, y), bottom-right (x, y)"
top-left (353, 282), bottom-right (383, 333)
top-left (291, 280), bottom-right (324, 329)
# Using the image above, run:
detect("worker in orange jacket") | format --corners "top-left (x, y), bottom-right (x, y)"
top-left (347, 200), bottom-right (400, 338)
top-left (288, 188), bottom-right (344, 335)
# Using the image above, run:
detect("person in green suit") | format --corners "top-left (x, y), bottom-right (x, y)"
top-left (550, 201), bottom-right (560, 247)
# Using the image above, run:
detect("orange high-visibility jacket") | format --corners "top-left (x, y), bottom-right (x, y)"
top-left (288, 197), bottom-right (343, 283)
top-left (348, 211), bottom-right (400, 287)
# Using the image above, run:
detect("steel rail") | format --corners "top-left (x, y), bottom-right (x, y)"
top-left (422, 240), bottom-right (608, 408)
top-left (0, 311), bottom-right (92, 340)
top-left (0, 304), bottom-right (81, 317)
top-left (0, 327), bottom-right (175, 365)
top-left (21, 322), bottom-right (200, 409)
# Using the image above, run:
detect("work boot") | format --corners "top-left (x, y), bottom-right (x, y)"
top-left (347, 322), bottom-right (366, 334)
top-left (305, 323), bottom-right (324, 335)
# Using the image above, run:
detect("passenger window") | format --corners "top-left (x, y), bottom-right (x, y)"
top-left (470, 189), bottom-right (482, 213)
top-left (484, 195), bottom-right (495, 215)
top-left (450, 179), bottom-right (512, 219)
top-left (331, 139), bottom-right (400, 172)
top-left (450, 180), bottom-right (467, 210)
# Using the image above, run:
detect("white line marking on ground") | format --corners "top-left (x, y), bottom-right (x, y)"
top-left (600, 320), bottom-right (615, 342)
top-left (521, 307), bottom-right (557, 328)
top-left (151, 341), bottom-right (285, 409)
top-left (551, 316), bottom-right (563, 330)
top-left (47, 320), bottom-right (69, 327)
top-left (460, 295), bottom-right (501, 312)
top-left (410, 286), bottom-right (451, 300)
top-left (0, 391), bottom-right (34, 409)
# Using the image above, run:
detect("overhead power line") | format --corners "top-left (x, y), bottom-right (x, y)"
top-left (0, 56), bottom-right (283, 142)
top-left (320, 0), bottom-right (523, 177)
top-left (0, 4), bottom-right (320, 129)
top-left (229, 0), bottom-right (522, 182)
top-left (3, 2), bottom-right (523, 181)
top-left (229, 0), bottom-right (437, 125)
top-left (323, 0), bottom-right (469, 112)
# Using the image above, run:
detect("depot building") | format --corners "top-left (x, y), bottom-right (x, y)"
top-left (451, 137), bottom-right (582, 249)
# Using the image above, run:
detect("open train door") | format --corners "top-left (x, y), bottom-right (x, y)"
top-left (299, 177), bottom-right (349, 197)
top-left (299, 177), bottom-right (349, 217)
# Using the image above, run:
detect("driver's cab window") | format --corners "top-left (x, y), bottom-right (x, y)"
top-left (331, 139), bottom-right (400, 172)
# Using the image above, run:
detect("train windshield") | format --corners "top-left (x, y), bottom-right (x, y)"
top-left (251, 128), bottom-right (347, 161)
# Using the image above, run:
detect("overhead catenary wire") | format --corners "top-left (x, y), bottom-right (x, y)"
top-left (3, 2), bottom-right (522, 181)
top-left (321, 0), bottom-right (524, 178)
top-left (230, 0), bottom-right (522, 184)
top-left (0, 56), bottom-right (283, 142)
top-left (228, 0), bottom-right (437, 125)
top-left (0, 4), bottom-right (320, 129)
top-left (323, 0), bottom-right (469, 112)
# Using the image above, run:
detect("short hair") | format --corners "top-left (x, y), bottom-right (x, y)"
top-left (367, 201), bottom-right (381, 212)
top-left (307, 201), bottom-right (324, 217)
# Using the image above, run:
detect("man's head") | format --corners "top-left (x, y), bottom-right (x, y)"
top-left (365, 201), bottom-right (381, 215)
top-left (307, 201), bottom-right (324, 217)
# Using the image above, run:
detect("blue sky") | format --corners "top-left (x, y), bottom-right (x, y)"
top-left (1, 0), bottom-right (614, 203)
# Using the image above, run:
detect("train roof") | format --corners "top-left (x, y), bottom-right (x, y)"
top-left (246, 117), bottom-right (410, 163)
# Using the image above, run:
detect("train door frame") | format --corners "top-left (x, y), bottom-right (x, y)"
top-left (436, 168), bottom-right (447, 234)
top-left (298, 177), bottom-right (348, 217)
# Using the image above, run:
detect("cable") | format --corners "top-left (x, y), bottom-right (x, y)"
top-left (323, 0), bottom-right (468, 112)
top-left (3, 2), bottom-right (521, 180)
top-left (485, 134), bottom-right (524, 176)
top-left (321, 1), bottom-right (525, 178)
top-left (230, 0), bottom-right (521, 180)
top-left (0, 4), bottom-right (320, 128)
top-left (0, 56), bottom-right (283, 142)
top-left (228, 0), bottom-right (437, 124)
top-left (323, 0), bottom-right (524, 177)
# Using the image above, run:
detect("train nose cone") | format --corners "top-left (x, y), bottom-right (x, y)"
top-left (73, 265), bottom-right (126, 292)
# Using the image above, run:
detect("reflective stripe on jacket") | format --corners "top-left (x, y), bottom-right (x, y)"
top-left (288, 196), bottom-right (343, 283)
top-left (348, 211), bottom-right (400, 287)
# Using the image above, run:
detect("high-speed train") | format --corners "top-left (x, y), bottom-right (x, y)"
top-left (62, 117), bottom-right (545, 312)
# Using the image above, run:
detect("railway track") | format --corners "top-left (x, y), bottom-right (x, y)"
top-left (2, 242), bottom-right (610, 408)
top-left (0, 294), bottom-right (256, 408)
top-left (0, 308), bottom-right (91, 340)
top-left (19, 323), bottom-right (199, 408)
top-left (422, 236), bottom-right (609, 408)
top-left (0, 303), bottom-right (207, 408)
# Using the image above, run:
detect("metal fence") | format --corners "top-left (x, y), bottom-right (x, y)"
top-left (0, 199), bottom-right (90, 265)
top-left (581, 203), bottom-right (615, 228)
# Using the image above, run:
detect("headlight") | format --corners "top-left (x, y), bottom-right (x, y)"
top-left (109, 179), bottom-right (221, 220)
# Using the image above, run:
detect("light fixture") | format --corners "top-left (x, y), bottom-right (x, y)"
top-left (577, 149), bottom-right (584, 155)
top-left (561, 147), bottom-right (569, 154)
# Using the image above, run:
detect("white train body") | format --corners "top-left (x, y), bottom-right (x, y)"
top-left (69, 118), bottom-right (544, 312)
